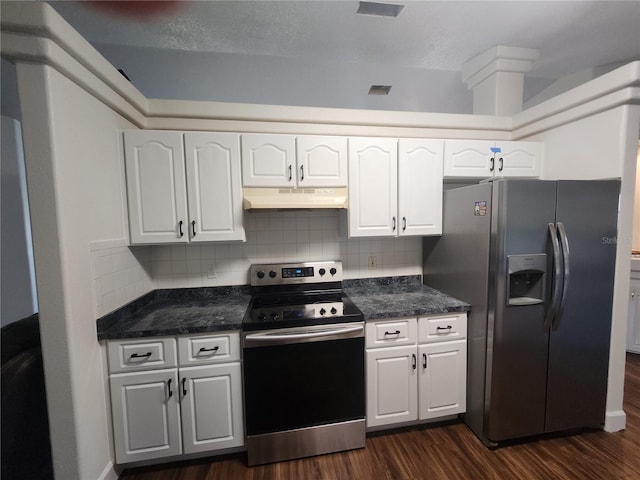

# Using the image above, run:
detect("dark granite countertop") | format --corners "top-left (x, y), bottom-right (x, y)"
top-left (343, 276), bottom-right (470, 320)
top-left (97, 286), bottom-right (251, 340)
top-left (97, 276), bottom-right (469, 340)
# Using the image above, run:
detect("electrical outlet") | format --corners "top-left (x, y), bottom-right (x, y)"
top-left (368, 256), bottom-right (377, 270)
top-left (207, 264), bottom-right (217, 279)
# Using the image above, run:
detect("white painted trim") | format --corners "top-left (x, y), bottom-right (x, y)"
top-left (604, 410), bottom-right (626, 432)
top-left (0, 1), bottom-right (147, 115)
top-left (461, 45), bottom-right (539, 87)
top-left (513, 61), bottom-right (640, 134)
top-left (96, 461), bottom-right (119, 480)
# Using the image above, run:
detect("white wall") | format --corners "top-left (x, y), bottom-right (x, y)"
top-left (17, 62), bottom-right (141, 480)
top-left (94, 43), bottom-right (475, 114)
top-left (526, 104), bottom-right (640, 431)
top-left (1, 115), bottom-right (37, 325)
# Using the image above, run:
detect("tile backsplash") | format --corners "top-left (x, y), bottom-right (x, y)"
top-left (92, 210), bottom-right (423, 316)
top-left (90, 239), bottom-right (153, 317)
top-left (151, 210), bottom-right (422, 289)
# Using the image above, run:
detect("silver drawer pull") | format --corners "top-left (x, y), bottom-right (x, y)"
top-left (384, 330), bottom-right (401, 336)
top-left (436, 325), bottom-right (453, 331)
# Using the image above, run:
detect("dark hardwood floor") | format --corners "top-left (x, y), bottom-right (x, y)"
top-left (120, 353), bottom-right (640, 480)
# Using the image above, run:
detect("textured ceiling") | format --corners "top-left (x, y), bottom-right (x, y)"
top-left (50, 0), bottom-right (640, 80)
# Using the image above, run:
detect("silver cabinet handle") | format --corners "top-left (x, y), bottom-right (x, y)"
top-left (288, 164), bottom-right (292, 181)
top-left (191, 220), bottom-right (196, 238)
top-left (422, 353), bottom-right (427, 369)
top-left (498, 157), bottom-right (504, 171)
top-left (182, 377), bottom-right (187, 396)
top-left (167, 378), bottom-right (173, 398)
top-left (392, 217), bottom-right (396, 231)
top-left (178, 220), bottom-right (184, 238)
top-left (402, 217), bottom-right (407, 231)
top-left (489, 157), bottom-right (495, 172)
top-left (300, 164), bottom-right (304, 181)
top-left (412, 353), bottom-right (417, 370)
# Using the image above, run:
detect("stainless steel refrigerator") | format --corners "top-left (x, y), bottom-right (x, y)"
top-left (423, 178), bottom-right (620, 446)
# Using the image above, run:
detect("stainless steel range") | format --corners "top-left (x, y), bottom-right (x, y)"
top-left (242, 261), bottom-right (365, 466)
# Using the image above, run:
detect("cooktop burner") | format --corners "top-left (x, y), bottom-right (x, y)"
top-left (243, 261), bottom-right (364, 331)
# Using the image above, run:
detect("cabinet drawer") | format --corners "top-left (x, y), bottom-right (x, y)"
top-left (418, 314), bottom-right (467, 343)
top-left (107, 337), bottom-right (177, 373)
top-left (366, 318), bottom-right (417, 348)
top-left (178, 331), bottom-right (240, 366)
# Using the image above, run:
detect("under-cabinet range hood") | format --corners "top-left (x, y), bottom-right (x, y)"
top-left (242, 187), bottom-right (348, 210)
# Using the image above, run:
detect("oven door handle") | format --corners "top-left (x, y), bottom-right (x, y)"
top-left (244, 324), bottom-right (364, 347)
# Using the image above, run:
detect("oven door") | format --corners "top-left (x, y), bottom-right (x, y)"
top-left (243, 322), bottom-right (365, 437)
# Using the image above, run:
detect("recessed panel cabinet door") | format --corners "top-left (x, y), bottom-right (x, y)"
top-left (418, 340), bottom-right (466, 420)
top-left (366, 345), bottom-right (418, 427)
top-left (443, 140), bottom-right (495, 178)
top-left (184, 133), bottom-right (246, 242)
top-left (110, 369), bottom-right (181, 464)
top-left (124, 130), bottom-right (189, 244)
top-left (296, 135), bottom-right (348, 187)
top-left (180, 363), bottom-right (244, 454)
top-left (241, 134), bottom-right (296, 187)
top-left (495, 141), bottom-right (541, 178)
top-left (348, 137), bottom-right (398, 237)
top-left (398, 139), bottom-right (443, 236)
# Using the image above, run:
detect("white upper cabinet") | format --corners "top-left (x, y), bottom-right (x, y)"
top-left (296, 135), bottom-right (348, 187)
top-left (184, 132), bottom-right (245, 242)
top-left (497, 141), bottom-right (542, 178)
top-left (241, 134), bottom-right (347, 188)
top-left (124, 130), bottom-right (245, 245)
top-left (348, 137), bottom-right (399, 237)
top-left (443, 140), bottom-right (541, 179)
top-left (348, 137), bottom-right (443, 238)
top-left (124, 130), bottom-right (189, 244)
top-left (398, 139), bottom-right (443, 236)
top-left (241, 134), bottom-right (296, 187)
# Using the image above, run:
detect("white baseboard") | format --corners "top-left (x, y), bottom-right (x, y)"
top-left (604, 410), bottom-right (626, 432)
top-left (96, 460), bottom-right (119, 480)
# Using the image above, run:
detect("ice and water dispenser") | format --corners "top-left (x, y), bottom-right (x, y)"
top-left (507, 254), bottom-right (546, 306)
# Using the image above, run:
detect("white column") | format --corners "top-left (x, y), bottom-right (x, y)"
top-left (462, 46), bottom-right (539, 116)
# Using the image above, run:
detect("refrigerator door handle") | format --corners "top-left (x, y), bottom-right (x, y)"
top-left (554, 222), bottom-right (571, 330)
top-left (544, 223), bottom-right (563, 330)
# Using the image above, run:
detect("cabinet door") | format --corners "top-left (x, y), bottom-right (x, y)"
top-left (418, 340), bottom-right (466, 420)
top-left (180, 363), bottom-right (244, 454)
top-left (628, 279), bottom-right (640, 353)
top-left (366, 345), bottom-right (417, 427)
top-left (348, 137), bottom-right (398, 237)
top-left (241, 134), bottom-right (296, 187)
top-left (184, 132), bottom-right (246, 242)
top-left (110, 369), bottom-right (181, 464)
top-left (495, 141), bottom-right (541, 178)
top-left (398, 139), bottom-right (443, 236)
top-left (443, 140), bottom-right (495, 178)
top-left (296, 135), bottom-right (348, 187)
top-left (124, 131), bottom-right (189, 244)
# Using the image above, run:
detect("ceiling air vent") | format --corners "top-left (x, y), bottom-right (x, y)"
top-left (356, 2), bottom-right (405, 17)
top-left (368, 85), bottom-right (392, 95)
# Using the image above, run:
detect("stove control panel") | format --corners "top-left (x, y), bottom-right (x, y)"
top-left (250, 261), bottom-right (343, 286)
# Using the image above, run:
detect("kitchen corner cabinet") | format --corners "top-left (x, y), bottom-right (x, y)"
top-left (107, 332), bottom-right (243, 464)
top-left (124, 130), bottom-right (245, 245)
top-left (241, 134), bottom-right (347, 187)
top-left (628, 272), bottom-right (640, 353)
top-left (348, 138), bottom-right (443, 238)
top-left (443, 140), bottom-right (541, 179)
top-left (365, 314), bottom-right (467, 428)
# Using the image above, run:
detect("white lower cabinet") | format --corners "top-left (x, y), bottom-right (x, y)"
top-left (108, 332), bottom-right (243, 464)
top-left (365, 314), bottom-right (467, 429)
top-left (628, 274), bottom-right (640, 353)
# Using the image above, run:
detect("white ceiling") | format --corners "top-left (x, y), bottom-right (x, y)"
top-left (48, 0), bottom-right (640, 113)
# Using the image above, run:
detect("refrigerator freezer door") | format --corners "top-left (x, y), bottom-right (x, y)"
top-left (485, 179), bottom-right (558, 442)
top-left (545, 180), bottom-right (619, 432)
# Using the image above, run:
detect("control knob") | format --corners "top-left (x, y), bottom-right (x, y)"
top-left (258, 313), bottom-right (267, 321)
top-left (271, 312), bottom-right (279, 321)
top-left (330, 267), bottom-right (337, 275)
top-left (269, 270), bottom-right (277, 278)
top-left (330, 307), bottom-right (337, 315)
top-left (256, 271), bottom-right (265, 279)
top-left (319, 268), bottom-right (326, 276)
top-left (319, 308), bottom-right (326, 315)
